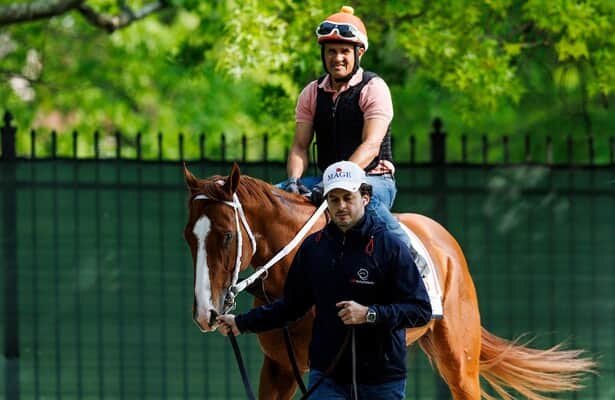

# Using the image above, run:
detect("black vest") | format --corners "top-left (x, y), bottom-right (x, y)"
top-left (313, 71), bottom-right (393, 172)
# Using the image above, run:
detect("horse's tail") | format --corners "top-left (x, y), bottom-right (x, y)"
top-left (479, 327), bottom-right (597, 400)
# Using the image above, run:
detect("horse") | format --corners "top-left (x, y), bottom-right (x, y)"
top-left (183, 162), bottom-right (596, 400)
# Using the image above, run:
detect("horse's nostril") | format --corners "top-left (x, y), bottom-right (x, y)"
top-left (209, 310), bottom-right (218, 326)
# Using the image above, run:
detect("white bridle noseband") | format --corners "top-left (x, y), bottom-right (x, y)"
top-left (192, 192), bottom-right (328, 313)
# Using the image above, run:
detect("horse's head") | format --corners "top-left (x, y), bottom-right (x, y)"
top-left (183, 163), bottom-right (256, 332)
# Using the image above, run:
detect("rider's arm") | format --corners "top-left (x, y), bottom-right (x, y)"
top-left (348, 77), bottom-right (394, 169)
top-left (287, 121), bottom-right (314, 179)
top-left (348, 118), bottom-right (389, 169)
top-left (288, 81), bottom-right (318, 179)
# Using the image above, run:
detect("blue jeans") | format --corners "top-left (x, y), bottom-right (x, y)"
top-left (364, 174), bottom-right (410, 248)
top-left (307, 369), bottom-right (406, 400)
top-left (278, 175), bottom-right (410, 247)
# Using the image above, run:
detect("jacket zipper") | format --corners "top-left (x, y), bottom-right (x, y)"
top-left (332, 235), bottom-right (346, 268)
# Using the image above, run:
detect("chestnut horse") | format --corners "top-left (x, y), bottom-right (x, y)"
top-left (183, 163), bottom-right (595, 400)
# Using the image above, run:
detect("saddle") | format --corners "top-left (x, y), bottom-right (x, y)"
top-left (402, 225), bottom-right (444, 320)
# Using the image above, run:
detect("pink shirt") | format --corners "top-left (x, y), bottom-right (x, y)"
top-left (295, 68), bottom-right (395, 174)
top-left (295, 68), bottom-right (394, 124)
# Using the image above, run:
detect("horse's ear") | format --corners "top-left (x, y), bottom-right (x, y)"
top-left (223, 162), bottom-right (241, 195)
top-left (183, 162), bottom-right (200, 194)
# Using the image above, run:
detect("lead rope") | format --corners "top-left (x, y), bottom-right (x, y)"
top-left (299, 329), bottom-right (352, 400)
top-left (261, 280), bottom-right (308, 395)
top-left (351, 327), bottom-right (358, 400)
top-left (228, 332), bottom-right (256, 400)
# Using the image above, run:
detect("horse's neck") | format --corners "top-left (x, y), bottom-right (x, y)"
top-left (250, 199), bottom-right (317, 259)
top-left (246, 197), bottom-right (322, 293)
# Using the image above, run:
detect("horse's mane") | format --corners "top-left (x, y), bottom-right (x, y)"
top-left (200, 174), bottom-right (313, 211)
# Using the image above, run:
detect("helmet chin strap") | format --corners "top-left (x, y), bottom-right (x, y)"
top-left (321, 45), bottom-right (362, 83)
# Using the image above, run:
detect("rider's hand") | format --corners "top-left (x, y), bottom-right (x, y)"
top-left (284, 177), bottom-right (310, 195)
top-left (310, 182), bottom-right (325, 205)
top-left (216, 315), bottom-right (241, 336)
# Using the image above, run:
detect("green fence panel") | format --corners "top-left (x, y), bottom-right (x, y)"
top-left (1, 160), bottom-right (614, 399)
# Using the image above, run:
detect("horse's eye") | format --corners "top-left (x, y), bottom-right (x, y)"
top-left (223, 231), bottom-right (234, 246)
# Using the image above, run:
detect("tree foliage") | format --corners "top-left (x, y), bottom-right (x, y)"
top-left (1, 0), bottom-right (614, 161)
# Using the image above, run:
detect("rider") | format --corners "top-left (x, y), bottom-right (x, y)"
top-left (219, 161), bottom-right (432, 399)
top-left (283, 5), bottom-right (412, 248)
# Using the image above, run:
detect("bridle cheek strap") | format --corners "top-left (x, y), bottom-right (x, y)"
top-left (233, 194), bottom-right (257, 258)
top-left (225, 193), bottom-right (257, 288)
top-left (192, 193), bottom-right (257, 289)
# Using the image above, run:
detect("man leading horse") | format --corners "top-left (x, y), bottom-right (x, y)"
top-left (184, 161), bottom-right (595, 399)
top-left (217, 161), bottom-right (432, 399)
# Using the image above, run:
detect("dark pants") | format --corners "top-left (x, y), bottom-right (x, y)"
top-left (307, 369), bottom-right (406, 399)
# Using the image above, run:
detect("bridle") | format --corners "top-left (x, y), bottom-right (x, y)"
top-left (192, 192), bottom-right (328, 314)
top-left (191, 190), bottom-right (353, 400)
top-left (193, 192), bottom-right (256, 312)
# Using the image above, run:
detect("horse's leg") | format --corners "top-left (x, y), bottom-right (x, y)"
top-left (258, 355), bottom-right (299, 400)
top-left (254, 312), bottom-right (311, 400)
top-left (420, 323), bottom-right (481, 399)
top-left (419, 256), bottom-right (482, 400)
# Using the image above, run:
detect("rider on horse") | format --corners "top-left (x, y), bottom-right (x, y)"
top-left (283, 6), bottom-right (415, 252)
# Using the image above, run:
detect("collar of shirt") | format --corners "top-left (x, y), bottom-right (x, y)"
top-left (318, 68), bottom-right (364, 98)
top-left (324, 212), bottom-right (379, 243)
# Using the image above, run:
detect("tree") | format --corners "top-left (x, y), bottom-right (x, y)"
top-left (1, 1), bottom-right (614, 162)
top-left (0, 0), bottom-right (168, 32)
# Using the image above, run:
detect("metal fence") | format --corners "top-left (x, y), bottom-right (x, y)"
top-left (2, 111), bottom-right (615, 399)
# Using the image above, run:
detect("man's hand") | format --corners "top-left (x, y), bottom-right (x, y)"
top-left (284, 177), bottom-right (311, 195)
top-left (336, 301), bottom-right (369, 325)
top-left (310, 181), bottom-right (325, 205)
top-left (216, 314), bottom-right (241, 336)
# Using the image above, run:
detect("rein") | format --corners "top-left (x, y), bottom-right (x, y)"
top-left (222, 198), bottom-right (328, 313)
top-left (261, 280), bottom-right (309, 395)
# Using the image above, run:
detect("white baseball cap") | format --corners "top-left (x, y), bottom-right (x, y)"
top-left (322, 161), bottom-right (366, 196)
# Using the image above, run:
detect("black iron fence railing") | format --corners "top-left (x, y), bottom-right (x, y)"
top-left (2, 110), bottom-right (615, 400)
top-left (2, 111), bottom-right (614, 165)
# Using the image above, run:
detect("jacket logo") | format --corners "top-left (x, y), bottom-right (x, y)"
top-left (351, 268), bottom-right (375, 285)
top-left (357, 268), bottom-right (369, 280)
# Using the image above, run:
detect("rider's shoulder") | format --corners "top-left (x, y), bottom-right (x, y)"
top-left (298, 79), bottom-right (320, 100)
top-left (302, 79), bottom-right (321, 90)
top-left (363, 73), bottom-right (391, 92)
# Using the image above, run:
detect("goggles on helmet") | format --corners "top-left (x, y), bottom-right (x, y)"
top-left (316, 21), bottom-right (368, 49)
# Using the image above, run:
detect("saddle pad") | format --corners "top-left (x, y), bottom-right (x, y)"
top-left (399, 224), bottom-right (444, 319)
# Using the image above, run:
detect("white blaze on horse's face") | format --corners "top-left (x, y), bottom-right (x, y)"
top-left (192, 215), bottom-right (219, 332)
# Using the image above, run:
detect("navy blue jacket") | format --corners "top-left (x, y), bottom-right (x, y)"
top-left (235, 213), bottom-right (432, 384)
